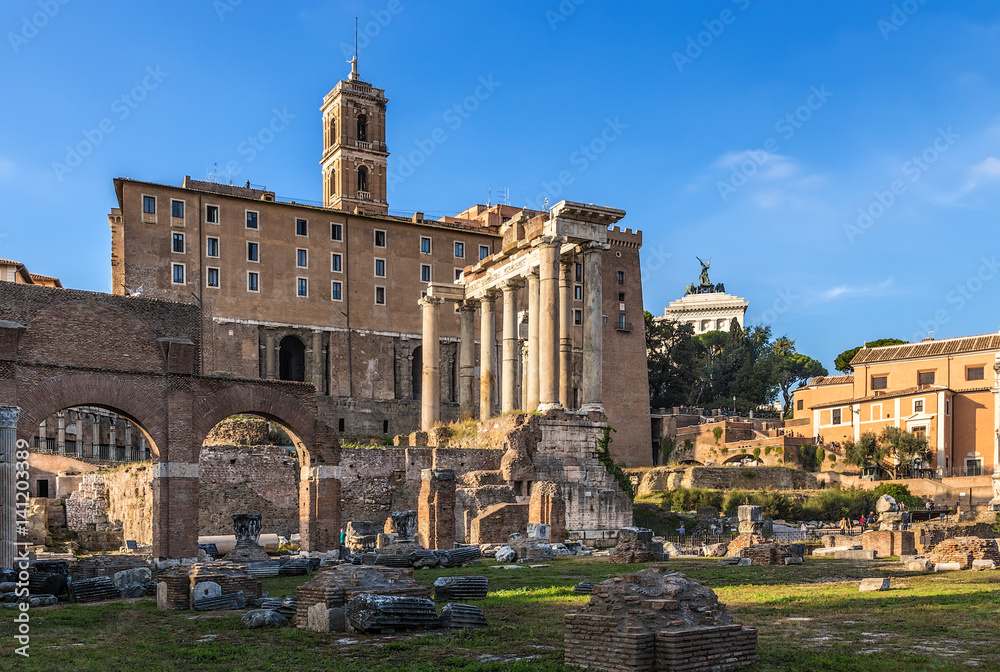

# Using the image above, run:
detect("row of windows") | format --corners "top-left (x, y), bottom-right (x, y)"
top-left (171, 263), bottom-right (374, 303)
top-left (870, 366), bottom-right (984, 391)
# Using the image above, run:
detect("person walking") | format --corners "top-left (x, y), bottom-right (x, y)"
top-left (800, 522), bottom-right (808, 541)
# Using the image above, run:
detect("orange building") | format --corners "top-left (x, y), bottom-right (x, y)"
top-left (0, 258), bottom-right (62, 287)
top-left (793, 334), bottom-right (1000, 477)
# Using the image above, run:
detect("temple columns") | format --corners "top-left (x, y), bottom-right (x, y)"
top-left (581, 243), bottom-right (606, 412)
top-left (458, 302), bottom-right (476, 420)
top-left (419, 295), bottom-right (444, 430)
top-left (559, 257), bottom-right (574, 409)
top-left (501, 279), bottom-right (524, 413)
top-left (538, 239), bottom-right (563, 410)
top-left (480, 292), bottom-right (497, 421)
top-left (526, 269), bottom-right (540, 411)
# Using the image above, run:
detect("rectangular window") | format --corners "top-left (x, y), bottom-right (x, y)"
top-left (206, 204), bottom-right (219, 223)
top-left (331, 253), bottom-right (342, 273)
top-left (918, 371), bottom-right (935, 386)
top-left (966, 458), bottom-right (983, 477)
top-left (421, 264), bottom-right (431, 283)
top-left (871, 376), bottom-right (887, 390)
top-left (420, 237), bottom-right (432, 254)
top-left (296, 218), bottom-right (308, 236)
top-left (296, 248), bottom-right (308, 268)
top-left (331, 223), bottom-right (343, 241)
top-left (375, 258), bottom-right (386, 277)
top-left (375, 286), bottom-right (386, 305)
top-left (171, 263), bottom-right (185, 285)
top-left (247, 271), bottom-right (259, 292)
top-left (172, 233), bottom-right (185, 254)
top-left (297, 278), bottom-right (308, 297)
top-left (206, 267), bottom-right (219, 288)
top-left (832, 408), bottom-right (842, 425)
top-left (574, 285), bottom-right (582, 301)
top-left (206, 237), bottom-right (219, 258)
top-left (618, 292), bottom-right (625, 302)
top-left (171, 200), bottom-right (184, 218)
top-left (967, 366), bottom-right (985, 381)
top-left (247, 242), bottom-right (259, 262)
top-left (374, 229), bottom-right (386, 248)
top-left (575, 263), bottom-right (582, 282)
top-left (574, 309), bottom-right (582, 325)
top-left (331, 281), bottom-right (343, 301)
top-left (454, 268), bottom-right (463, 281)
top-left (914, 399), bottom-right (924, 413)
top-left (454, 241), bottom-right (464, 258)
top-left (617, 271), bottom-right (625, 285)
top-left (479, 245), bottom-right (490, 260)
top-left (246, 211), bottom-right (258, 229)
top-left (796, 399), bottom-right (804, 411)
top-left (143, 195), bottom-right (156, 214)
top-left (618, 314), bottom-right (627, 330)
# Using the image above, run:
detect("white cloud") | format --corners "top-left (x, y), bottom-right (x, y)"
top-left (970, 156), bottom-right (1000, 179)
top-left (819, 277), bottom-right (894, 301)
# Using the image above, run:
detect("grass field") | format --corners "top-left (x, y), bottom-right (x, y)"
top-left (1, 556), bottom-right (997, 671)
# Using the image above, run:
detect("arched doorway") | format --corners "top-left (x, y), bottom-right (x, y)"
top-left (279, 335), bottom-right (305, 382)
top-left (411, 346), bottom-right (422, 400)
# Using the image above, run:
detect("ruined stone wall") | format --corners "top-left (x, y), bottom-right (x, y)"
top-left (103, 463), bottom-right (153, 545)
top-left (633, 466), bottom-right (820, 497)
top-left (204, 417), bottom-right (270, 446)
top-left (198, 445), bottom-right (300, 537)
top-left (318, 395), bottom-right (461, 439)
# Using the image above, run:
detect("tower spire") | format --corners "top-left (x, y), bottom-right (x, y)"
top-left (348, 17), bottom-right (359, 81)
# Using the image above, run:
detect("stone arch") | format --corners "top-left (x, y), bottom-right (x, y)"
top-left (15, 373), bottom-right (166, 457)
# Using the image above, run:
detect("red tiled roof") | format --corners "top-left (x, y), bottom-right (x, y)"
top-left (809, 375), bottom-right (854, 386)
top-left (851, 334), bottom-right (1000, 365)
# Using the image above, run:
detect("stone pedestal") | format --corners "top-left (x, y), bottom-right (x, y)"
top-left (416, 469), bottom-right (455, 550)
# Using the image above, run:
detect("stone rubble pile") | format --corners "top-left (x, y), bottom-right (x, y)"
top-left (610, 527), bottom-right (666, 564)
top-left (927, 537), bottom-right (1000, 570)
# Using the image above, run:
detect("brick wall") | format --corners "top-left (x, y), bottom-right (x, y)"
top-left (563, 614), bottom-right (656, 672)
top-left (656, 625), bottom-right (757, 671)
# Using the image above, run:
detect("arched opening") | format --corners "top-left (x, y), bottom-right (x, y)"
top-left (327, 169), bottom-right (336, 202)
top-left (23, 404), bottom-right (158, 554)
top-left (357, 114), bottom-right (367, 142)
top-left (357, 166), bottom-right (368, 194)
top-left (279, 335), bottom-right (306, 381)
top-left (198, 414), bottom-right (302, 555)
top-left (411, 346), bottom-right (422, 401)
top-left (329, 116), bottom-right (336, 145)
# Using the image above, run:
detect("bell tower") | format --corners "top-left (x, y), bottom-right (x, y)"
top-left (320, 56), bottom-right (389, 216)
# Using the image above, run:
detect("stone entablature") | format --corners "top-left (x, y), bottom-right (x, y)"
top-left (658, 291), bottom-right (748, 335)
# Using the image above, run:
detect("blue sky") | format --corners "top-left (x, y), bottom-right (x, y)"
top-left (2, 1), bottom-right (1000, 372)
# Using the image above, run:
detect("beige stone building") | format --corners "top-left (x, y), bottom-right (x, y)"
top-left (0, 258), bottom-right (62, 287)
top-left (108, 63), bottom-right (653, 465)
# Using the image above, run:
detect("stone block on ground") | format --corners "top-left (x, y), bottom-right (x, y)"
top-left (306, 602), bottom-right (346, 632)
top-left (783, 556), bottom-right (803, 565)
top-left (433, 576), bottom-right (488, 601)
top-left (439, 603), bottom-right (488, 629)
top-left (242, 609), bottom-right (287, 628)
top-left (703, 542), bottom-right (728, 557)
top-left (971, 559), bottom-right (996, 570)
top-left (344, 594), bottom-right (440, 633)
top-left (904, 558), bottom-right (932, 572)
top-left (495, 545), bottom-right (516, 563)
top-left (834, 549), bottom-right (877, 560)
top-left (934, 562), bottom-right (962, 572)
top-left (859, 578), bottom-right (890, 592)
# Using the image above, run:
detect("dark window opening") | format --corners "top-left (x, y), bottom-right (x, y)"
top-left (357, 115), bottom-right (368, 142)
top-left (338, 418), bottom-right (345, 433)
top-left (357, 166), bottom-right (368, 192)
top-left (383, 420), bottom-right (389, 434)
top-left (918, 371), bottom-right (935, 386)
top-left (37, 479), bottom-right (49, 498)
top-left (411, 346), bottom-right (423, 400)
top-left (872, 376), bottom-right (887, 390)
top-left (796, 399), bottom-right (803, 411)
top-left (278, 335), bottom-right (306, 382)
top-left (967, 366), bottom-right (985, 381)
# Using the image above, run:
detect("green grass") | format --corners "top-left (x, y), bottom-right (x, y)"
top-left (1, 556), bottom-right (997, 671)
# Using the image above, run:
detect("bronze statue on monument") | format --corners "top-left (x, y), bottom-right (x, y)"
top-left (685, 257), bottom-right (725, 295)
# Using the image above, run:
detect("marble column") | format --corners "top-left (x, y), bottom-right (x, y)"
top-left (480, 291), bottom-right (497, 421)
top-left (91, 416), bottom-right (99, 459)
top-left (501, 279), bottom-right (524, 413)
top-left (419, 295), bottom-right (444, 431)
top-left (559, 257), bottom-right (574, 409)
top-left (0, 405), bottom-right (20, 569)
top-left (459, 301), bottom-right (476, 420)
top-left (581, 242), bottom-right (606, 412)
top-left (264, 333), bottom-right (276, 379)
top-left (526, 269), bottom-right (540, 411)
top-left (57, 412), bottom-right (66, 455)
top-left (538, 239), bottom-right (563, 410)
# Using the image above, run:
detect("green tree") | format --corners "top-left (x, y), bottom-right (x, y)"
top-left (834, 338), bottom-right (907, 373)
top-left (878, 426), bottom-right (931, 479)
top-left (645, 312), bottom-right (700, 408)
top-left (843, 431), bottom-right (884, 471)
top-left (772, 336), bottom-right (828, 410)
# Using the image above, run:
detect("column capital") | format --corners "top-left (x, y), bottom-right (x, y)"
top-left (482, 288), bottom-right (501, 301)
top-left (581, 241), bottom-right (611, 253)
top-left (533, 235), bottom-right (568, 249)
top-left (418, 295), bottom-right (445, 308)
top-left (501, 278), bottom-right (525, 292)
top-left (458, 299), bottom-right (478, 313)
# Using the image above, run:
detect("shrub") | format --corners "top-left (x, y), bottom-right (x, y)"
top-left (752, 447), bottom-right (761, 460)
top-left (872, 483), bottom-right (923, 509)
top-left (596, 426), bottom-right (634, 501)
top-left (799, 487), bottom-right (875, 521)
top-left (712, 427), bottom-right (723, 444)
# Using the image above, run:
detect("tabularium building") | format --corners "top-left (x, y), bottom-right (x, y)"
top-left (792, 334), bottom-right (1000, 477)
top-left (108, 61), bottom-right (653, 466)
